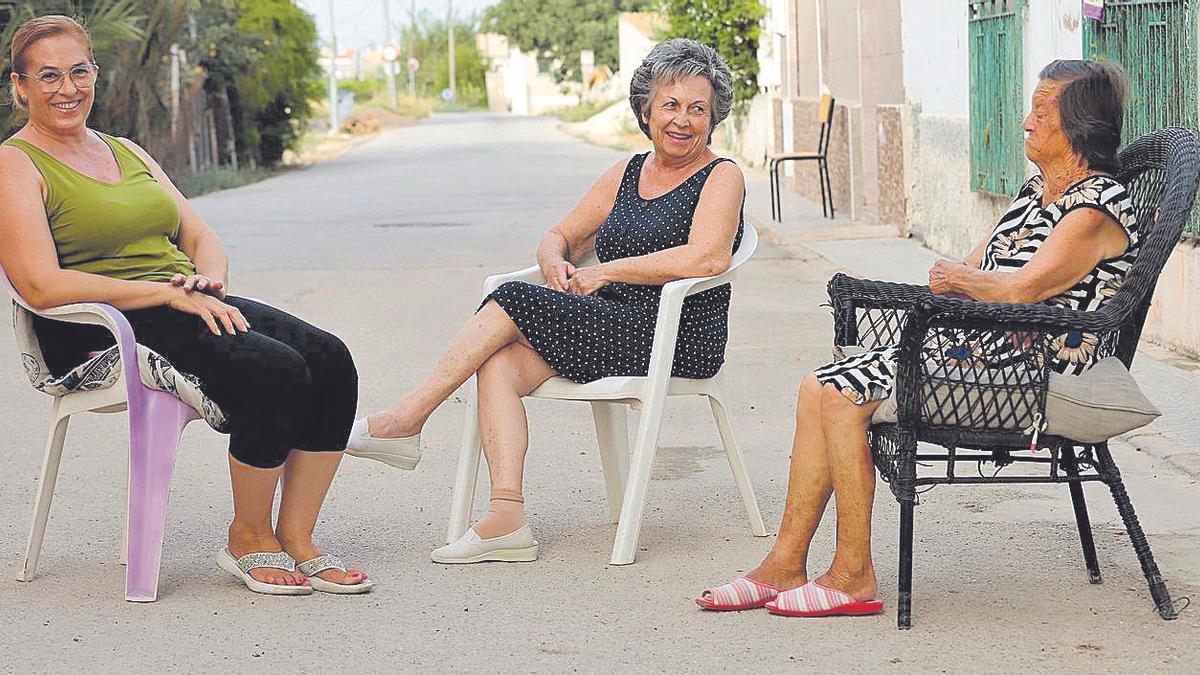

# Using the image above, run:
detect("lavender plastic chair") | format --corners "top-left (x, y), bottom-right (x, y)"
top-left (1, 265), bottom-right (198, 602)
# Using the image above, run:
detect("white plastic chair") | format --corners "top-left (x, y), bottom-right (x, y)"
top-left (447, 223), bottom-right (768, 565)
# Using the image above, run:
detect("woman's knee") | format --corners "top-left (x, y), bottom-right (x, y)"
top-left (477, 344), bottom-right (520, 384)
top-left (303, 329), bottom-right (358, 387)
top-left (818, 380), bottom-right (876, 432)
top-left (234, 341), bottom-right (313, 406)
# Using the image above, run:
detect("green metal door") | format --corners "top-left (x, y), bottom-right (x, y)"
top-left (1085, 0), bottom-right (1198, 235)
top-left (969, 0), bottom-right (1027, 196)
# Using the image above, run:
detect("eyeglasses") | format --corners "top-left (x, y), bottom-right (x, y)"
top-left (16, 63), bottom-right (100, 94)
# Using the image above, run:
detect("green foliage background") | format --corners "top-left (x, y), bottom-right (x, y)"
top-left (659, 0), bottom-right (765, 105)
top-left (485, 0), bottom-right (653, 82)
top-left (483, 0), bottom-right (764, 107)
top-left (0, 0), bottom-right (322, 167)
top-left (400, 11), bottom-right (487, 108)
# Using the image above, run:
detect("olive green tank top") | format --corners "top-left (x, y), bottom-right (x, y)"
top-left (3, 131), bottom-right (195, 282)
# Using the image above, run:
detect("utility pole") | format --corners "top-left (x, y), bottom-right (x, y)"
top-left (327, 0), bottom-right (340, 133)
top-left (407, 0), bottom-right (416, 98)
top-left (382, 0), bottom-right (398, 109)
top-left (447, 0), bottom-right (455, 100)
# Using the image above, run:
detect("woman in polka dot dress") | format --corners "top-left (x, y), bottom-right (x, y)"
top-left (347, 39), bottom-right (748, 563)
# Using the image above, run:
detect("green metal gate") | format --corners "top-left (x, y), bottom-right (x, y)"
top-left (1084, 0), bottom-right (1198, 235)
top-left (969, 0), bottom-right (1026, 197)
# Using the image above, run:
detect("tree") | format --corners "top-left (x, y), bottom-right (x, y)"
top-left (2, 1), bottom-right (322, 167)
top-left (399, 10), bottom-right (487, 107)
top-left (190, 0), bottom-right (322, 165)
top-left (484, 0), bottom-right (652, 82)
top-left (659, 0), bottom-right (765, 105)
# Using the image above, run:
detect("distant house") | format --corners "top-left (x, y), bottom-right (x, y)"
top-left (476, 32), bottom-right (581, 115)
top-left (617, 12), bottom-right (668, 95)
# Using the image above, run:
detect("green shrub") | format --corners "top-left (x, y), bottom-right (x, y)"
top-left (659, 0), bottom-right (765, 106)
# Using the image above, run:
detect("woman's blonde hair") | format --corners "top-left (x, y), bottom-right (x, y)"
top-left (9, 15), bottom-right (93, 111)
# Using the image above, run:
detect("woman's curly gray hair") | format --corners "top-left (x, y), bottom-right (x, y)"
top-left (628, 38), bottom-right (734, 144)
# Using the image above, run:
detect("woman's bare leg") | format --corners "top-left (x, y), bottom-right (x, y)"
top-left (275, 451), bottom-right (366, 586)
top-left (813, 383), bottom-right (881, 601)
top-left (744, 374), bottom-right (833, 590)
top-left (370, 300), bottom-right (521, 438)
top-left (471, 342), bottom-right (556, 538)
top-left (226, 457), bottom-right (306, 586)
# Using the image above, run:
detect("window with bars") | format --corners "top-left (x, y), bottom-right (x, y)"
top-left (1084, 0), bottom-right (1198, 236)
top-left (968, 0), bottom-right (1026, 197)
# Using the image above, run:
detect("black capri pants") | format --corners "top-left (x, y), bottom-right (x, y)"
top-left (34, 296), bottom-right (358, 469)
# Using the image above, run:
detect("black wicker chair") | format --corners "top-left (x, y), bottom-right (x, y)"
top-left (827, 128), bottom-right (1200, 629)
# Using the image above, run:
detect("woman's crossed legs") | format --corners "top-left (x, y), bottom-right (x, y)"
top-left (368, 300), bottom-right (556, 537)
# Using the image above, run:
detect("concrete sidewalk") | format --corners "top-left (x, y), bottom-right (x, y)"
top-left (744, 169), bottom-right (1200, 481)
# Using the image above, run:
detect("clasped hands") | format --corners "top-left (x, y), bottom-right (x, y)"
top-left (544, 260), bottom-right (609, 296)
top-left (929, 259), bottom-right (1036, 348)
top-left (165, 273), bottom-right (249, 336)
top-left (927, 259), bottom-right (970, 297)
top-left (170, 273), bottom-right (225, 299)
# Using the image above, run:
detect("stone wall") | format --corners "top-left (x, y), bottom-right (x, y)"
top-left (876, 104), bottom-right (907, 228)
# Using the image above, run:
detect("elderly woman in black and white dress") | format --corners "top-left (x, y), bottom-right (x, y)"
top-left (347, 39), bottom-right (749, 563)
top-left (696, 60), bottom-right (1138, 617)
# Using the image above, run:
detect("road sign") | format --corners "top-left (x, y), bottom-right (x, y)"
top-left (407, 57), bottom-right (420, 72)
top-left (381, 44), bottom-right (400, 62)
top-left (440, 88), bottom-right (454, 102)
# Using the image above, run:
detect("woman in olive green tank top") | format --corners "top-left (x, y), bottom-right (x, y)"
top-left (1, 16), bottom-right (371, 595)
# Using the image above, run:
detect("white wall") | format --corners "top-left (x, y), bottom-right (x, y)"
top-left (900, 0), bottom-right (970, 116)
top-left (1024, 0), bottom-right (1083, 111)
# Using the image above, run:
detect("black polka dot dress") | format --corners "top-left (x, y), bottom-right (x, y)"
top-left (487, 152), bottom-right (744, 384)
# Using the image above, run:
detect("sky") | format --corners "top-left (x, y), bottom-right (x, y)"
top-left (297, 0), bottom-right (498, 51)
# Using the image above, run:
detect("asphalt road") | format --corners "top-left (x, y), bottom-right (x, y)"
top-left (0, 113), bottom-right (1196, 673)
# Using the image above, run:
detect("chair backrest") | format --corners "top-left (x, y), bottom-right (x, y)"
top-left (731, 221), bottom-right (758, 273)
top-left (816, 94), bottom-right (836, 156)
top-left (1110, 128), bottom-right (1200, 365)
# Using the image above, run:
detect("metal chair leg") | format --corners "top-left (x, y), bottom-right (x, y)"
top-left (892, 433), bottom-right (918, 629)
top-left (898, 499), bottom-right (914, 630)
top-left (770, 160), bottom-right (781, 222)
top-left (820, 159), bottom-right (835, 219)
top-left (1060, 446), bottom-right (1102, 584)
top-left (1095, 444), bottom-right (1177, 620)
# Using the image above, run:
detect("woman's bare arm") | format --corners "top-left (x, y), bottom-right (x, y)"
top-left (568, 161), bottom-right (744, 296)
top-left (536, 157), bottom-right (629, 291)
top-left (929, 208), bottom-right (1129, 303)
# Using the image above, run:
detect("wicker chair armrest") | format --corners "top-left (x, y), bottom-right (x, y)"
top-left (918, 295), bottom-right (1126, 333)
top-left (827, 274), bottom-right (930, 350)
top-left (827, 273), bottom-right (932, 309)
top-left (887, 296), bottom-right (1128, 435)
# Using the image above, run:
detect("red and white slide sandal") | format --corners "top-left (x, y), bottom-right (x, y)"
top-left (695, 576), bottom-right (782, 611)
top-left (765, 581), bottom-right (883, 618)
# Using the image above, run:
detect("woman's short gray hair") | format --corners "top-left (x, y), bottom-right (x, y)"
top-left (628, 38), bottom-right (734, 143)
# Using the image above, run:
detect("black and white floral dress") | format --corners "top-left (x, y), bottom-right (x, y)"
top-left (816, 174), bottom-right (1138, 404)
top-left (487, 152), bottom-right (743, 384)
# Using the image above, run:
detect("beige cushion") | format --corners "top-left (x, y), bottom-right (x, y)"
top-left (867, 353), bottom-right (1159, 443)
top-left (1044, 356), bottom-right (1160, 443)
